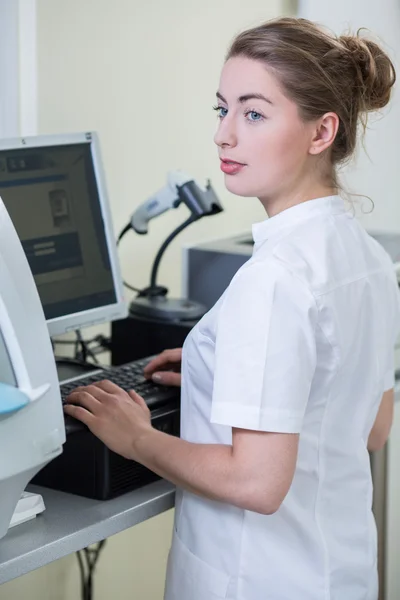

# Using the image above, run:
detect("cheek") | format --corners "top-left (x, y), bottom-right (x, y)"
top-left (222, 119), bottom-right (311, 197)
top-left (257, 121), bottom-right (309, 168)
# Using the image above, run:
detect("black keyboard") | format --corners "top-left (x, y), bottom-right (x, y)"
top-left (60, 357), bottom-right (179, 434)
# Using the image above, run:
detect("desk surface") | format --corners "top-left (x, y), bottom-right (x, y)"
top-left (0, 480), bottom-right (175, 585)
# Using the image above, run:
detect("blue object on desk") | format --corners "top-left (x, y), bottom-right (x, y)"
top-left (0, 382), bottom-right (29, 414)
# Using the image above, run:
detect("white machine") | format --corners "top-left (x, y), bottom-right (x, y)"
top-left (0, 131), bottom-right (130, 535)
top-left (0, 197), bottom-right (65, 540)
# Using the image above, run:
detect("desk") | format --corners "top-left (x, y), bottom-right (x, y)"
top-left (0, 480), bottom-right (175, 585)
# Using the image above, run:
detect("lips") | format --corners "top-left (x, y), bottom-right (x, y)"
top-left (220, 158), bottom-right (246, 175)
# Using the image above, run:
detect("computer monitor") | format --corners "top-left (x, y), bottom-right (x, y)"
top-left (0, 132), bottom-right (127, 336)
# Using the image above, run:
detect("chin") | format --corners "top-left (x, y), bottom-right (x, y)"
top-left (224, 176), bottom-right (261, 198)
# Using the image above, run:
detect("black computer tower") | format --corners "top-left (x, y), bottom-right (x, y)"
top-left (111, 313), bottom-right (197, 366)
top-left (33, 400), bottom-right (180, 500)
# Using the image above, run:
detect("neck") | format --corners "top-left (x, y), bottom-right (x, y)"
top-left (259, 181), bottom-right (337, 218)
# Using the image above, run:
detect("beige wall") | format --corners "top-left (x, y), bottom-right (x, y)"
top-left (299, 0), bottom-right (400, 234)
top-left (35, 0), bottom-right (291, 300)
top-left (0, 1), bottom-right (289, 599)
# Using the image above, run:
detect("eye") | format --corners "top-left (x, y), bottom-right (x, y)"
top-left (213, 105), bottom-right (228, 119)
top-left (245, 110), bottom-right (264, 122)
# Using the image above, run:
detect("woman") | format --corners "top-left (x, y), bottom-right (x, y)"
top-left (65, 17), bottom-right (400, 600)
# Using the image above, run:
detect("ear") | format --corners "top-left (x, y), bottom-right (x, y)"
top-left (309, 112), bottom-right (340, 155)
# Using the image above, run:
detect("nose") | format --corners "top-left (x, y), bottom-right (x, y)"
top-left (214, 115), bottom-right (238, 149)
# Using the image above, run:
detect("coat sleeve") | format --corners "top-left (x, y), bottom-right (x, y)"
top-left (210, 259), bottom-right (318, 434)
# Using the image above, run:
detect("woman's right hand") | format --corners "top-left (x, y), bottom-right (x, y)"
top-left (143, 348), bottom-right (182, 387)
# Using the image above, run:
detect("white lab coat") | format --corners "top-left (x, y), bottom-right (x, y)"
top-left (164, 196), bottom-right (400, 600)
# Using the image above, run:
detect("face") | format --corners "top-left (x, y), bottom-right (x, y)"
top-left (214, 56), bottom-right (323, 205)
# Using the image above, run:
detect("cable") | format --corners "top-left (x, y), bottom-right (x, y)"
top-left (123, 279), bottom-right (142, 294)
top-left (76, 550), bottom-right (87, 599)
top-left (76, 330), bottom-right (87, 363)
top-left (76, 540), bottom-right (107, 600)
top-left (117, 214), bottom-right (199, 296)
top-left (73, 330), bottom-right (100, 364)
top-left (117, 223), bottom-right (131, 244)
top-left (149, 215), bottom-right (197, 289)
top-left (117, 223), bottom-right (142, 293)
top-left (53, 331), bottom-right (107, 366)
top-left (52, 337), bottom-right (97, 346)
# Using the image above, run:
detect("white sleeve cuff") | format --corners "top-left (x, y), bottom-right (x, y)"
top-left (210, 402), bottom-right (304, 434)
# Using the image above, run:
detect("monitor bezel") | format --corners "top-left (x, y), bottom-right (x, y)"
top-left (0, 132), bottom-right (128, 336)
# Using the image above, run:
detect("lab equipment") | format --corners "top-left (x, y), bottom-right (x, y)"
top-left (182, 231), bottom-right (400, 310)
top-left (0, 131), bottom-right (180, 499)
top-left (111, 171), bottom-right (223, 365)
top-left (182, 232), bottom-right (253, 310)
top-left (0, 132), bottom-right (127, 337)
top-left (111, 311), bottom-right (196, 365)
top-left (0, 196), bottom-right (65, 540)
top-left (128, 170), bottom-right (222, 236)
top-left (0, 131), bottom-right (179, 500)
top-left (119, 169), bottom-right (223, 321)
top-left (34, 357), bottom-right (180, 499)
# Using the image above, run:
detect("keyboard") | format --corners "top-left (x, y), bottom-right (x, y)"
top-left (60, 357), bottom-right (179, 434)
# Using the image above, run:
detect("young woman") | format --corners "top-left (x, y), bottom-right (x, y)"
top-left (65, 17), bottom-right (400, 600)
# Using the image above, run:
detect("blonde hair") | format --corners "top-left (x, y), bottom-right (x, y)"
top-left (227, 17), bottom-right (395, 169)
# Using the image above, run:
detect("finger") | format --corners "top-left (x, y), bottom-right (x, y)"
top-left (68, 385), bottom-right (86, 394)
top-left (66, 383), bottom-right (109, 398)
top-left (63, 403), bottom-right (95, 427)
top-left (128, 390), bottom-right (150, 414)
top-left (151, 371), bottom-right (181, 387)
top-left (65, 390), bottom-right (100, 414)
top-left (143, 355), bottom-right (170, 376)
top-left (90, 379), bottom-right (124, 394)
top-left (143, 349), bottom-right (180, 376)
top-left (144, 363), bottom-right (176, 379)
top-left (72, 383), bottom-right (110, 400)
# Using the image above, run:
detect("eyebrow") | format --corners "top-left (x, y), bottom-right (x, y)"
top-left (216, 91), bottom-right (273, 105)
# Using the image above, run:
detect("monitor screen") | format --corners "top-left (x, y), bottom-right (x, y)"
top-left (0, 133), bottom-right (127, 335)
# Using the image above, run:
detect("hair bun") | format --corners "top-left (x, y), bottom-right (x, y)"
top-left (339, 35), bottom-right (396, 111)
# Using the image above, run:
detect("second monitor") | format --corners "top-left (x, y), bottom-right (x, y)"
top-left (0, 132), bottom-right (127, 337)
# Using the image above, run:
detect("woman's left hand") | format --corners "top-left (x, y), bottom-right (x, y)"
top-left (63, 380), bottom-right (152, 460)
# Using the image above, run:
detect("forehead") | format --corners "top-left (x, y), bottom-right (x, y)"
top-left (219, 56), bottom-right (282, 101)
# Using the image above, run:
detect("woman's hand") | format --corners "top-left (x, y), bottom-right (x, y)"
top-left (63, 380), bottom-right (152, 460)
top-left (144, 348), bottom-right (182, 387)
